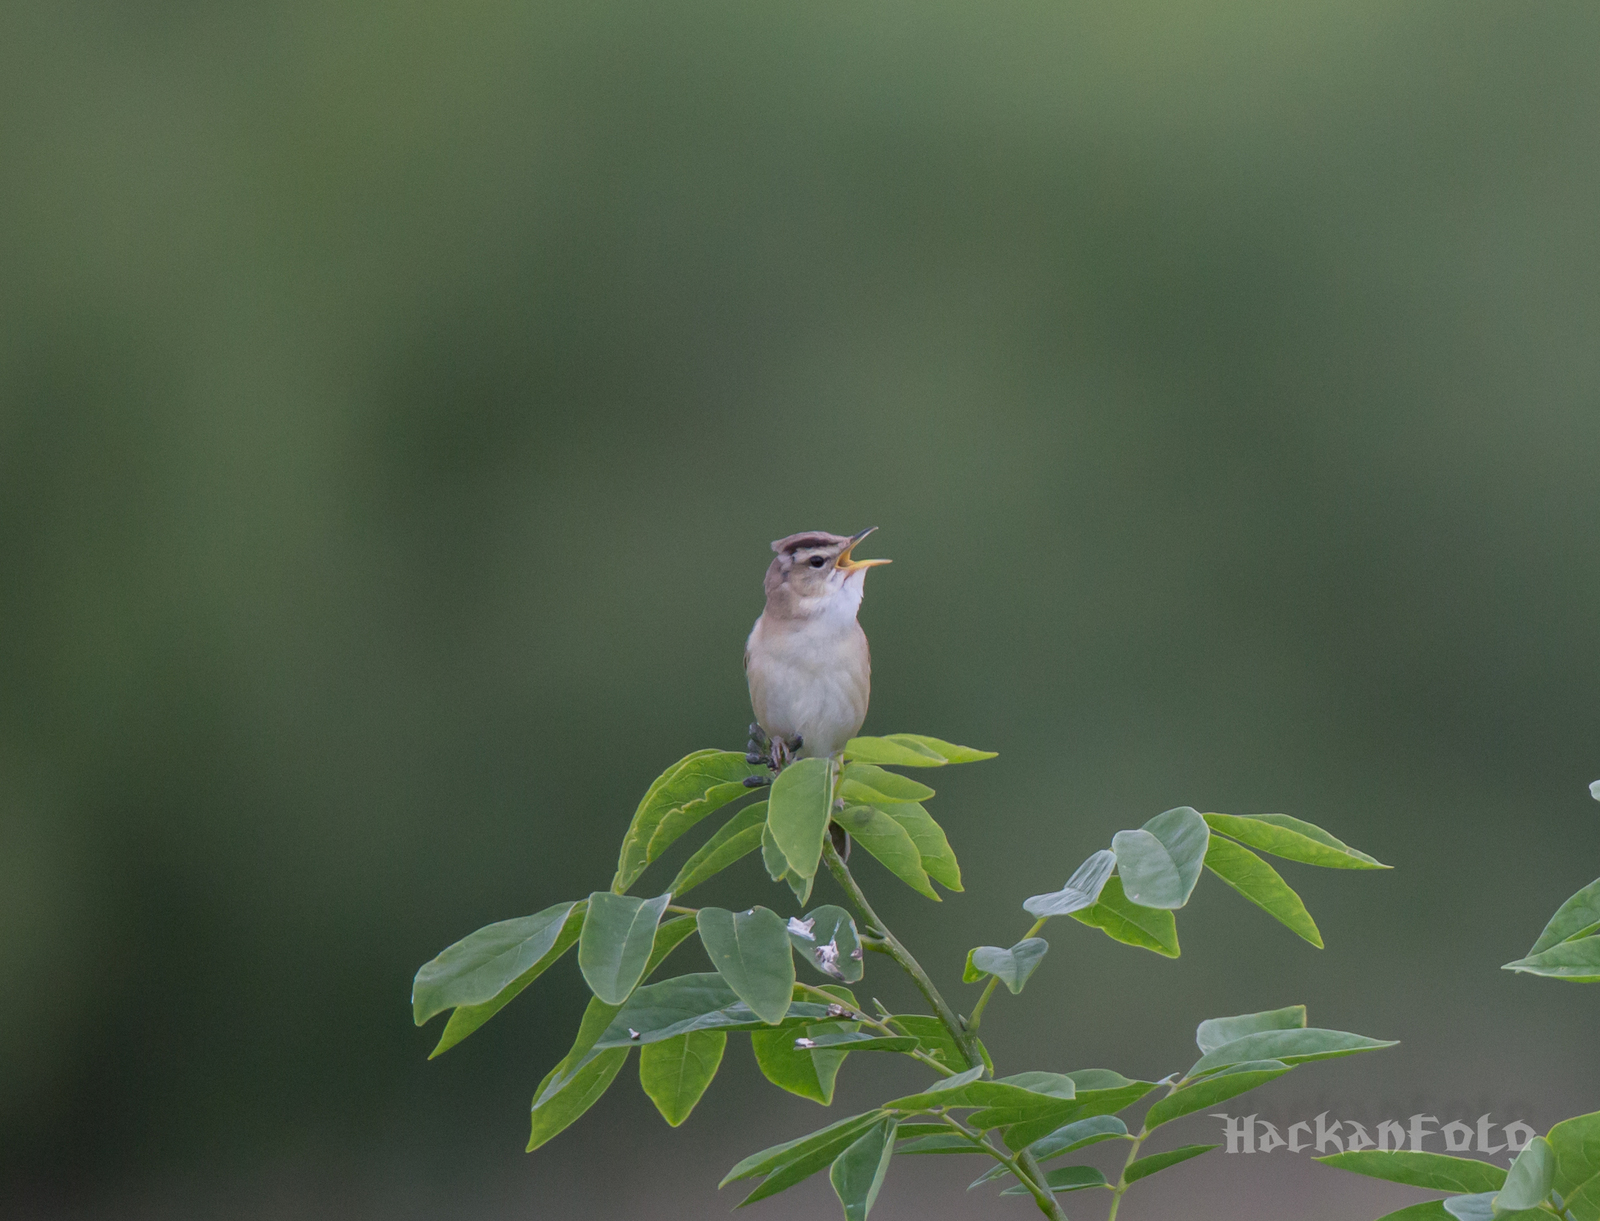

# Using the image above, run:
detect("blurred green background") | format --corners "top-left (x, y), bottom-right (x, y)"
top-left (3, 2), bottom-right (1598, 1217)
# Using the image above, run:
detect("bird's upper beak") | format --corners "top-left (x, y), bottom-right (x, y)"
top-left (836, 526), bottom-right (891, 572)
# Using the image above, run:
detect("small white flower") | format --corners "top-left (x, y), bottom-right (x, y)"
top-left (628, 1028), bottom-right (641, 1041)
top-left (794, 1037), bottom-right (817, 1050)
top-left (787, 916), bottom-right (816, 940)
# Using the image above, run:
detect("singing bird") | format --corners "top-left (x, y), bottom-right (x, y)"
top-left (745, 528), bottom-right (891, 768)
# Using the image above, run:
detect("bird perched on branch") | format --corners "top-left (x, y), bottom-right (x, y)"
top-left (745, 528), bottom-right (890, 775)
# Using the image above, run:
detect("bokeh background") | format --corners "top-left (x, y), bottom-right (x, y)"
top-left (3, 2), bottom-right (1598, 1218)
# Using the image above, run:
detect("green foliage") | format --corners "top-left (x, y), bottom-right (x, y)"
top-left (1069, 876), bottom-right (1181, 956)
top-left (1320, 779), bottom-right (1600, 1221)
top-left (1316, 1151), bottom-right (1507, 1194)
top-left (1203, 836), bottom-right (1324, 947)
top-left (640, 1030), bottom-right (727, 1127)
top-left (788, 905), bottom-right (864, 983)
top-left (413, 900), bottom-right (585, 1057)
top-left (962, 938), bottom-right (1048, 994)
top-left (696, 907), bottom-right (795, 1025)
top-left (829, 1118), bottom-right (898, 1221)
top-left (752, 1014), bottom-right (854, 1104)
top-left (412, 729), bottom-right (1394, 1220)
top-left (578, 891), bottom-right (671, 1005)
top-left (766, 758), bottom-right (834, 886)
top-left (613, 750), bottom-right (764, 893)
top-left (670, 802), bottom-right (768, 898)
top-left (1112, 806), bottom-right (1209, 909)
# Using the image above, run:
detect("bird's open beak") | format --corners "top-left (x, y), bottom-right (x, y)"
top-left (836, 526), bottom-right (891, 572)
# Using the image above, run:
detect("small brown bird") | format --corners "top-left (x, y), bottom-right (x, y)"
top-left (745, 528), bottom-right (891, 765)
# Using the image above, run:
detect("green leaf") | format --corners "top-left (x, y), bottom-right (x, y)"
top-left (837, 805), bottom-right (938, 900)
top-left (1123, 1143), bottom-right (1218, 1184)
top-left (843, 734), bottom-right (997, 767)
top-left (590, 973), bottom-right (833, 1052)
top-left (963, 938), bottom-right (1049, 994)
top-left (1369, 1205), bottom-right (1455, 1221)
top-left (1503, 935), bottom-right (1600, 982)
top-left (1000, 1164), bottom-right (1109, 1194)
top-left (727, 1111), bottom-right (890, 1206)
top-left (1496, 1136), bottom-right (1554, 1212)
top-left (1548, 1110), bottom-right (1600, 1221)
top-left (697, 906), bottom-right (796, 1024)
top-left (1032, 1115), bottom-right (1130, 1159)
top-left (1195, 1005), bottom-right (1306, 1053)
top-left (639, 1030), bottom-right (727, 1127)
top-left (1145, 1061), bottom-right (1291, 1129)
top-left (1527, 878), bottom-right (1600, 955)
top-left (1201, 811), bottom-right (1389, 869)
top-left (1189, 1027), bottom-right (1397, 1077)
top-left (670, 801), bottom-right (768, 898)
top-left (1024, 849), bottom-right (1116, 918)
top-left (413, 901), bottom-right (583, 1025)
top-left (767, 757), bottom-right (834, 881)
top-left (971, 1117), bottom-right (1129, 1188)
top-left (613, 750), bottom-right (764, 892)
top-left (528, 917), bottom-right (700, 1113)
top-left (526, 1046), bottom-right (630, 1151)
top-left (578, 891), bottom-right (672, 1005)
top-left (723, 1110), bottom-right (888, 1186)
top-left (881, 802), bottom-right (963, 891)
top-left (888, 1015), bottom-right (970, 1071)
top-left (1069, 876), bottom-right (1180, 957)
top-left (805, 1030), bottom-right (919, 1053)
top-left (899, 1134), bottom-right (984, 1154)
top-left (1203, 837), bottom-right (1324, 947)
top-left (831, 1118), bottom-right (898, 1221)
top-left (1315, 1151), bottom-right (1506, 1194)
top-left (752, 1019), bottom-right (854, 1104)
top-left (1112, 806), bottom-right (1209, 909)
top-left (887, 1069), bottom-right (1072, 1114)
top-left (959, 1072), bottom-right (1082, 1131)
top-left (896, 1123), bottom-right (959, 1137)
top-left (544, 916), bottom-right (699, 1071)
top-left (788, 905), bottom-right (864, 983)
top-left (999, 1072), bottom-right (1157, 1151)
top-left (839, 763), bottom-right (935, 804)
top-left (1439, 1194), bottom-right (1546, 1221)
top-left (416, 903), bottom-right (587, 1056)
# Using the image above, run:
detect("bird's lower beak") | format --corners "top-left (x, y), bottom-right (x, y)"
top-left (836, 526), bottom-right (891, 572)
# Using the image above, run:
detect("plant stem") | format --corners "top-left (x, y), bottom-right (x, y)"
top-left (791, 982), bottom-right (955, 1077)
top-left (936, 1114), bottom-right (1069, 1221)
top-left (967, 916), bottom-right (1049, 1032)
top-left (1106, 1080), bottom-right (1179, 1221)
top-left (821, 839), bottom-right (983, 1072)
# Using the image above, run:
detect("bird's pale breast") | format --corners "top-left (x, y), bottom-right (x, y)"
top-left (746, 614), bottom-right (871, 759)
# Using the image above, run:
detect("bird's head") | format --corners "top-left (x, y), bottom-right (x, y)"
top-left (763, 527), bottom-right (890, 621)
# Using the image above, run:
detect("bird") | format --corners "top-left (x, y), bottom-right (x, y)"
top-left (745, 527), bottom-right (890, 773)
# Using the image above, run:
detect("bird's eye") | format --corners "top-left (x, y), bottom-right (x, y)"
top-left (808, 556), bottom-right (827, 568)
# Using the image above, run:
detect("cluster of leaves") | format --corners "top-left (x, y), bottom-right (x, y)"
top-left (730, 1003), bottom-right (1395, 1218)
top-left (412, 731), bottom-right (1394, 1219)
top-left (1324, 780), bottom-right (1600, 1221)
top-left (1500, 781), bottom-right (1600, 984)
top-left (1318, 1123), bottom-right (1600, 1221)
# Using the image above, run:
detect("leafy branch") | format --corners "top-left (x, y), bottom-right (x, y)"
top-left (412, 731), bottom-right (1395, 1219)
top-left (1320, 779), bottom-right (1600, 1221)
